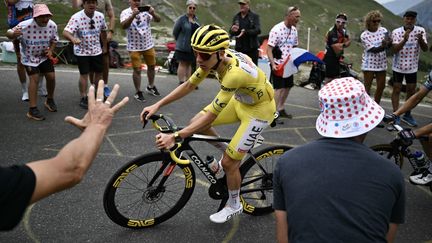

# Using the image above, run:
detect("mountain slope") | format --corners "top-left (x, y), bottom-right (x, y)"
top-left (381, 0), bottom-right (424, 15)
top-left (410, 1), bottom-right (432, 31)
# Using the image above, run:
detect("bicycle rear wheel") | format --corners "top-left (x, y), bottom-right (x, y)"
top-left (370, 144), bottom-right (404, 168)
top-left (240, 145), bottom-right (292, 216)
top-left (103, 152), bottom-right (195, 228)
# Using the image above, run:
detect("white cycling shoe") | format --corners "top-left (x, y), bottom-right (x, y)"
top-left (209, 205), bottom-right (243, 223)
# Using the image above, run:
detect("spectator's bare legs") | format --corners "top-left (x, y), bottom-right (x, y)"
top-left (391, 83), bottom-right (402, 111)
top-left (275, 88), bottom-right (290, 112)
top-left (177, 61), bottom-right (192, 84)
top-left (102, 52), bottom-right (110, 84)
top-left (132, 68), bottom-right (142, 92)
top-left (28, 74), bottom-right (40, 107)
top-left (147, 65), bottom-right (155, 87)
top-left (363, 71), bottom-right (374, 95)
top-left (17, 61), bottom-right (27, 89)
top-left (79, 74), bottom-right (89, 97)
top-left (374, 72), bottom-right (386, 104)
top-left (44, 72), bottom-right (56, 99)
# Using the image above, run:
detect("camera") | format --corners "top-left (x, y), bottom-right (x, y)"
top-left (138, 5), bottom-right (150, 12)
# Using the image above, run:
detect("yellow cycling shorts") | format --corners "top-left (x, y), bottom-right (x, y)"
top-left (202, 97), bottom-right (276, 160)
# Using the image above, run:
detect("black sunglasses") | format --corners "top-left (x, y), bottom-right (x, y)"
top-left (188, 6), bottom-right (196, 10)
top-left (89, 19), bottom-right (95, 29)
top-left (372, 19), bottom-right (381, 24)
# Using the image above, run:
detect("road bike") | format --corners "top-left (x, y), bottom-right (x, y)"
top-left (103, 114), bottom-right (292, 228)
top-left (370, 115), bottom-right (432, 191)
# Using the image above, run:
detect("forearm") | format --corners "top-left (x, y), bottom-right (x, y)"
top-left (394, 88), bottom-right (427, 115)
top-left (28, 124), bottom-right (107, 203)
top-left (107, 8), bottom-right (115, 30)
top-left (62, 31), bottom-right (75, 42)
top-left (275, 210), bottom-right (288, 243)
top-left (120, 16), bottom-right (134, 29)
top-left (393, 40), bottom-right (407, 53)
top-left (5, 29), bottom-right (15, 39)
top-left (156, 82), bottom-right (195, 108)
top-left (386, 223), bottom-right (398, 243)
top-left (151, 12), bottom-right (161, 22)
top-left (414, 123), bottom-right (432, 137)
top-left (178, 112), bottom-right (217, 138)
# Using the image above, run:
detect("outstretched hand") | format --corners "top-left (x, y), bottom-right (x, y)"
top-left (65, 80), bottom-right (129, 130)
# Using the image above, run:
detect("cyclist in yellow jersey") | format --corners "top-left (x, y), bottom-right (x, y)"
top-left (141, 24), bottom-right (276, 223)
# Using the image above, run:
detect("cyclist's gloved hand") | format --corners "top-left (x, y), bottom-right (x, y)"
top-left (399, 128), bottom-right (416, 142)
top-left (383, 113), bottom-right (399, 123)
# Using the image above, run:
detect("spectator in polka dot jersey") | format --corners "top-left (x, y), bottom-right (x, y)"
top-left (390, 10), bottom-right (428, 127)
top-left (360, 10), bottom-right (392, 104)
top-left (6, 3), bottom-right (59, 121)
top-left (120, 0), bottom-right (161, 102)
top-left (63, 0), bottom-right (108, 109)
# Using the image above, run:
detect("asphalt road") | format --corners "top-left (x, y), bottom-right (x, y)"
top-left (0, 64), bottom-right (431, 242)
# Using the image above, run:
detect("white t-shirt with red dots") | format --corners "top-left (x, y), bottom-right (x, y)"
top-left (267, 22), bottom-right (298, 65)
top-left (391, 25), bottom-right (427, 73)
top-left (360, 27), bottom-right (389, 71)
top-left (64, 10), bottom-right (107, 56)
top-left (120, 8), bottom-right (155, 51)
top-left (13, 18), bottom-right (58, 67)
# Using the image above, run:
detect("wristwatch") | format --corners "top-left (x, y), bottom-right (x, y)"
top-left (173, 132), bottom-right (183, 143)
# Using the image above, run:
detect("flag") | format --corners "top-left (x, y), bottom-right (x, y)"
top-left (276, 48), bottom-right (324, 78)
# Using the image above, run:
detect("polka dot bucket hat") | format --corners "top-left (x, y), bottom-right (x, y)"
top-left (316, 77), bottom-right (384, 138)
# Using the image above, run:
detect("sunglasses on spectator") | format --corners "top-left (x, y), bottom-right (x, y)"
top-left (188, 6), bottom-right (196, 10)
top-left (336, 20), bottom-right (346, 24)
top-left (89, 19), bottom-right (95, 29)
top-left (135, 16), bottom-right (141, 25)
top-left (372, 19), bottom-right (381, 24)
top-left (194, 51), bottom-right (213, 61)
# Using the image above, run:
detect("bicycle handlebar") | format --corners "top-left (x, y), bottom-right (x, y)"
top-left (381, 114), bottom-right (416, 146)
top-left (142, 112), bottom-right (190, 165)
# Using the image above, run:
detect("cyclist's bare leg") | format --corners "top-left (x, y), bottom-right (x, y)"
top-left (189, 112), bottom-right (228, 151)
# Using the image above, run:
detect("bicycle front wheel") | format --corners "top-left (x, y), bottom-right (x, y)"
top-left (240, 145), bottom-right (292, 216)
top-left (103, 152), bottom-right (196, 228)
top-left (370, 144), bottom-right (404, 168)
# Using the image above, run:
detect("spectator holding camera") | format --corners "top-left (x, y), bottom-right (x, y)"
top-left (120, 0), bottom-right (161, 102)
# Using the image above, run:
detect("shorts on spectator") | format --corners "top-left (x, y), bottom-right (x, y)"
top-left (130, 48), bottom-right (156, 68)
top-left (24, 59), bottom-right (54, 76)
top-left (392, 71), bottom-right (417, 84)
top-left (174, 50), bottom-right (195, 62)
top-left (75, 54), bottom-right (103, 75)
top-left (270, 72), bottom-right (294, 89)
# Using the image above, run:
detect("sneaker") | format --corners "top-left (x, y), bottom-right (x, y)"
top-left (38, 79), bottom-right (48, 97)
top-left (209, 205), bottom-right (243, 223)
top-left (304, 83), bottom-right (317, 90)
top-left (278, 109), bottom-right (293, 119)
top-left (22, 91), bottom-right (29, 102)
top-left (409, 170), bottom-right (432, 185)
top-left (134, 91), bottom-right (146, 102)
top-left (401, 114), bottom-right (418, 127)
top-left (146, 85), bottom-right (161, 96)
top-left (104, 86), bottom-right (111, 98)
top-left (79, 96), bottom-right (88, 109)
top-left (27, 107), bottom-right (45, 121)
top-left (44, 98), bottom-right (57, 112)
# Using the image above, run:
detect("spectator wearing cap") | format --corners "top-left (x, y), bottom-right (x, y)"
top-left (4, 0), bottom-right (48, 101)
top-left (322, 13), bottom-right (351, 84)
top-left (390, 10), bottom-right (428, 127)
top-left (360, 10), bottom-right (392, 104)
top-left (267, 6), bottom-right (301, 122)
top-left (172, 0), bottom-right (200, 86)
top-left (6, 3), bottom-right (59, 121)
top-left (229, 0), bottom-right (261, 65)
top-left (273, 77), bottom-right (405, 243)
top-left (63, 0), bottom-right (108, 109)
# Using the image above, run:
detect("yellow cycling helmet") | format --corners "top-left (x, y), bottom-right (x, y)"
top-left (191, 24), bottom-right (230, 54)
